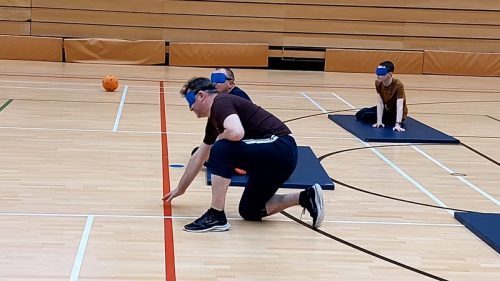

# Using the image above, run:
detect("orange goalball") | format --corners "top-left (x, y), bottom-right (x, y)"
top-left (102, 74), bottom-right (119, 92)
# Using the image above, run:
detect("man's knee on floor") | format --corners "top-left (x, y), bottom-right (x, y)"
top-left (238, 205), bottom-right (265, 221)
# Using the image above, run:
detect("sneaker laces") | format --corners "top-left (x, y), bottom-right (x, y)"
top-left (192, 210), bottom-right (212, 225)
top-left (300, 207), bottom-right (306, 221)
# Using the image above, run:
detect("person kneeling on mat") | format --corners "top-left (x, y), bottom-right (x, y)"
top-left (355, 61), bottom-right (408, 132)
top-left (162, 77), bottom-right (325, 232)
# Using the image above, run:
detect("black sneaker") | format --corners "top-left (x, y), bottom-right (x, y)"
top-left (184, 209), bottom-right (230, 233)
top-left (299, 184), bottom-right (325, 228)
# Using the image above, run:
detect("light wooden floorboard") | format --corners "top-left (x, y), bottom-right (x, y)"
top-left (0, 60), bottom-right (499, 281)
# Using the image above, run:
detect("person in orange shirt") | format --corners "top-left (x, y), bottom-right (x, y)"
top-left (356, 61), bottom-right (408, 132)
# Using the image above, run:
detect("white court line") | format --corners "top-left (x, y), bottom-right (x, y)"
top-left (329, 91), bottom-right (497, 210)
top-left (0, 79), bottom-right (339, 97)
top-left (70, 215), bottom-right (94, 281)
top-left (0, 125), bottom-right (360, 140)
top-left (0, 212), bottom-right (460, 227)
top-left (0, 84), bottom-right (340, 97)
top-left (301, 92), bottom-right (327, 113)
top-left (331, 92), bottom-right (357, 109)
top-left (0, 85), bottom-right (160, 95)
top-left (112, 85), bottom-right (129, 132)
top-left (0, 85), bottom-right (98, 91)
top-left (360, 140), bottom-right (452, 214)
top-left (0, 78), bottom-right (335, 95)
top-left (252, 94), bottom-right (337, 99)
top-left (412, 146), bottom-right (499, 206)
top-left (0, 126), bottom-right (160, 134)
top-left (305, 91), bottom-right (453, 214)
top-left (0, 79), bottom-right (157, 88)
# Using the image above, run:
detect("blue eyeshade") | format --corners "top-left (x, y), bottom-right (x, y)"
top-left (376, 66), bottom-right (388, 76)
top-left (185, 91), bottom-right (196, 108)
top-left (211, 73), bottom-right (228, 84)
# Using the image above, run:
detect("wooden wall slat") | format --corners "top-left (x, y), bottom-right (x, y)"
top-left (205, 0), bottom-right (500, 11)
top-left (30, 1), bottom-right (500, 26)
top-left (403, 23), bottom-right (500, 40)
top-left (284, 6), bottom-right (500, 25)
top-left (403, 37), bottom-right (500, 53)
top-left (282, 33), bottom-right (404, 49)
top-left (31, 22), bottom-right (164, 40)
top-left (30, 21), bottom-right (500, 53)
top-left (0, 0), bottom-right (31, 8)
top-left (2, 0), bottom-right (500, 76)
top-left (31, 0), bottom-right (166, 13)
top-left (31, 8), bottom-right (500, 40)
top-left (0, 21), bottom-right (29, 35)
top-left (31, 8), bottom-right (285, 32)
top-left (32, 0), bottom-right (285, 17)
top-left (30, 22), bottom-right (285, 44)
top-left (0, 7), bottom-right (31, 21)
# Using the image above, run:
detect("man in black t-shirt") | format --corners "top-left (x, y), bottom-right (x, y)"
top-left (163, 77), bottom-right (325, 233)
top-left (184, 68), bottom-right (251, 158)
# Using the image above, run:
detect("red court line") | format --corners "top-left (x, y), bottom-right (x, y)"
top-left (160, 81), bottom-right (176, 281)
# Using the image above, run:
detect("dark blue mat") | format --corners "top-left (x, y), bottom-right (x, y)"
top-left (328, 114), bottom-right (459, 144)
top-left (454, 212), bottom-right (500, 254)
top-left (206, 146), bottom-right (334, 190)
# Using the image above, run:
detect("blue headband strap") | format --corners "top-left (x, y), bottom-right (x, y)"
top-left (376, 66), bottom-right (388, 76)
top-left (211, 73), bottom-right (230, 84)
top-left (185, 91), bottom-right (196, 108)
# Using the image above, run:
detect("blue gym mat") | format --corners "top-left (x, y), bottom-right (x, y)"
top-left (206, 146), bottom-right (334, 190)
top-left (328, 114), bottom-right (459, 144)
top-left (454, 212), bottom-right (500, 254)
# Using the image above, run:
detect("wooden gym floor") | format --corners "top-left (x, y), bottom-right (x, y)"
top-left (0, 59), bottom-right (498, 281)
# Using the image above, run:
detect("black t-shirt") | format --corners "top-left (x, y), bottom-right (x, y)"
top-left (229, 86), bottom-right (251, 101)
top-left (203, 94), bottom-right (291, 145)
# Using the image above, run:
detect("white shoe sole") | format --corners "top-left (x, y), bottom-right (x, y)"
top-left (312, 184), bottom-right (325, 228)
top-left (184, 222), bottom-right (231, 233)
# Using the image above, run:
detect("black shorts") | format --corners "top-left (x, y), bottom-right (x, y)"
top-left (207, 135), bottom-right (298, 220)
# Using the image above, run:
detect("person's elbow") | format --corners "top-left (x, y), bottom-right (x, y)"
top-left (228, 128), bottom-right (245, 141)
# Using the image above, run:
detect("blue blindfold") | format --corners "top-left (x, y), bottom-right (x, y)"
top-left (211, 73), bottom-right (230, 84)
top-left (376, 66), bottom-right (388, 76)
top-left (185, 91), bottom-right (196, 108)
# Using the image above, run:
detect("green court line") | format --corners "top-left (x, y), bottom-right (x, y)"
top-left (0, 99), bottom-right (13, 112)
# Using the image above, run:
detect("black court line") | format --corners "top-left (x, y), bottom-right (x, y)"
top-left (410, 100), bottom-right (500, 106)
top-left (283, 101), bottom-right (500, 123)
top-left (0, 99), bottom-right (13, 112)
top-left (331, 177), bottom-right (477, 213)
top-left (486, 115), bottom-right (500, 123)
top-left (280, 144), bottom-right (482, 280)
top-left (280, 211), bottom-right (449, 281)
top-left (284, 109), bottom-right (356, 123)
top-left (460, 142), bottom-right (500, 167)
top-left (455, 135), bottom-right (500, 139)
top-left (318, 144), bottom-right (478, 213)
